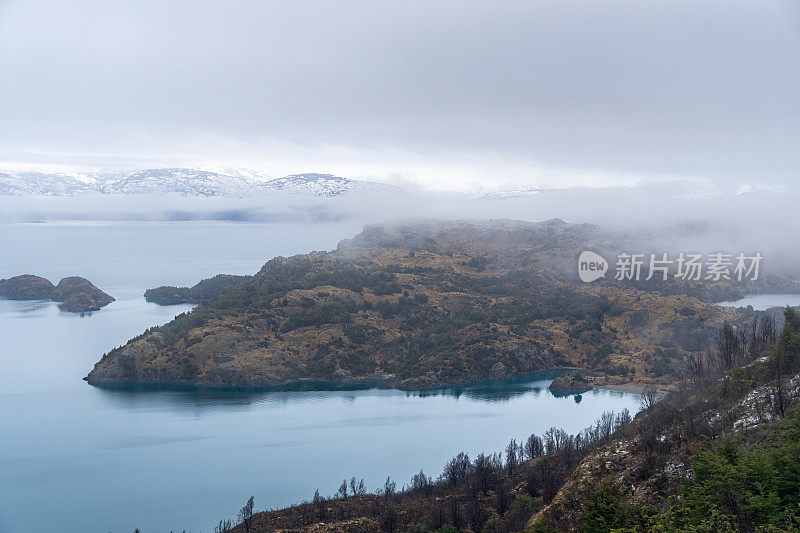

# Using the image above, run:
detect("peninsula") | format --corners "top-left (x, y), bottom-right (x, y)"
top-left (84, 219), bottom-right (790, 389)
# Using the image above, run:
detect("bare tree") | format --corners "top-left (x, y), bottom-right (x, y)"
top-left (472, 453), bottom-right (494, 495)
top-left (505, 438), bottom-right (520, 475)
top-left (640, 384), bottom-right (658, 410)
top-left (237, 496), bottom-right (254, 532)
top-left (598, 412), bottom-right (615, 440)
top-left (615, 408), bottom-right (632, 428)
top-left (312, 489), bottom-right (325, 519)
top-left (687, 350), bottom-right (705, 380)
top-left (760, 314), bottom-right (777, 346)
top-left (410, 469), bottom-right (433, 496)
top-left (383, 476), bottom-right (396, 500)
top-left (537, 456), bottom-right (560, 503)
top-left (771, 347), bottom-right (788, 417)
top-left (215, 519), bottom-right (233, 533)
top-left (715, 321), bottom-right (740, 372)
top-left (337, 479), bottom-right (348, 499)
top-left (738, 326), bottom-right (749, 362)
top-left (524, 434), bottom-right (544, 459)
top-left (443, 452), bottom-right (471, 487)
top-left (543, 427), bottom-right (568, 454)
top-left (747, 317), bottom-right (760, 360)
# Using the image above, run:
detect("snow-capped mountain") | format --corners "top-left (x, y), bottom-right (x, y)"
top-left (0, 169), bottom-right (390, 197)
top-left (97, 168), bottom-right (257, 196)
top-left (481, 188), bottom-right (551, 199)
top-left (0, 172), bottom-right (98, 196)
top-left (260, 173), bottom-right (393, 197)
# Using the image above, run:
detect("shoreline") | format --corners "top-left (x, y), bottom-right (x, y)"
top-left (84, 368), bottom-right (663, 396)
top-left (84, 368), bottom-right (587, 394)
top-left (594, 381), bottom-right (670, 395)
top-left (594, 382), bottom-right (649, 394)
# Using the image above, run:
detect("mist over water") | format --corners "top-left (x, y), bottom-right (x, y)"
top-left (3, 182), bottom-right (798, 265)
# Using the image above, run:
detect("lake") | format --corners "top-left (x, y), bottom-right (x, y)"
top-left (717, 293), bottom-right (800, 311)
top-left (0, 221), bottom-right (642, 533)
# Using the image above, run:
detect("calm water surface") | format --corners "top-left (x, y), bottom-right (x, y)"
top-left (0, 221), bottom-right (641, 533)
top-left (717, 293), bottom-right (800, 311)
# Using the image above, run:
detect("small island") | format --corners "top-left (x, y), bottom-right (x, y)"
top-left (0, 274), bottom-right (115, 313)
top-left (548, 374), bottom-right (594, 396)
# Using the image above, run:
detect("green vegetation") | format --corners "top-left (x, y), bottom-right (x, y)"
top-left (563, 405), bottom-right (800, 533)
top-left (528, 307), bottom-right (800, 532)
top-left (661, 415), bottom-right (800, 531)
top-left (144, 274), bottom-right (251, 304)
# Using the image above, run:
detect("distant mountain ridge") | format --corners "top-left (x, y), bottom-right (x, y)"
top-left (0, 169), bottom-right (392, 197)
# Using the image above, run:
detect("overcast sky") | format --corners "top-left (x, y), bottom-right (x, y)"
top-left (0, 0), bottom-right (798, 192)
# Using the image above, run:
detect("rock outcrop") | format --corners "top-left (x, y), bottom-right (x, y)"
top-left (548, 374), bottom-right (594, 395)
top-left (0, 274), bottom-right (57, 299)
top-left (0, 274), bottom-right (114, 313)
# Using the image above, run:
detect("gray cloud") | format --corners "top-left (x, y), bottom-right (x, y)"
top-left (0, 0), bottom-right (798, 188)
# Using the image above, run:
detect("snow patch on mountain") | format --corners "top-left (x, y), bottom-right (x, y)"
top-left (0, 169), bottom-right (392, 197)
top-left (0, 172), bottom-right (98, 196)
top-left (261, 173), bottom-right (395, 197)
top-left (481, 188), bottom-right (554, 199)
top-left (97, 168), bottom-right (256, 196)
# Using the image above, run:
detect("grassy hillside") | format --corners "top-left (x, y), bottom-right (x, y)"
top-left (86, 219), bottom-right (789, 389)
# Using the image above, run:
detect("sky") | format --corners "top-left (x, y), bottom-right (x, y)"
top-left (0, 0), bottom-right (798, 193)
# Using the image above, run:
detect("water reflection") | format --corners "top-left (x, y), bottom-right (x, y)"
top-left (408, 370), bottom-right (561, 401)
top-left (0, 297), bottom-right (59, 317)
top-left (89, 369), bottom-right (567, 410)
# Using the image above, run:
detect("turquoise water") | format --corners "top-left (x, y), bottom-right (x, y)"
top-left (0, 221), bottom-right (641, 532)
